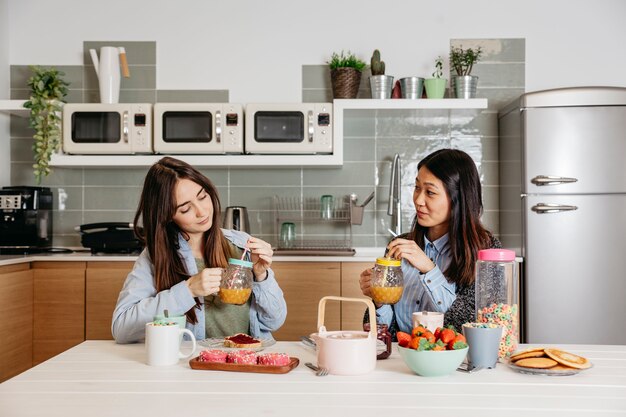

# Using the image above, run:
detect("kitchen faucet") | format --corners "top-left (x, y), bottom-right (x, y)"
top-left (387, 153), bottom-right (402, 237)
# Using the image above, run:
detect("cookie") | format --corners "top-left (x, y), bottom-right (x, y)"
top-left (544, 348), bottom-right (591, 369)
top-left (511, 350), bottom-right (546, 361)
top-left (549, 364), bottom-right (577, 371)
top-left (514, 357), bottom-right (558, 369)
top-left (510, 347), bottom-right (545, 360)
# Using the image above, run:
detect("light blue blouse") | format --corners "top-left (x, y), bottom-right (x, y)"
top-left (111, 229), bottom-right (287, 344)
top-left (376, 233), bottom-right (456, 333)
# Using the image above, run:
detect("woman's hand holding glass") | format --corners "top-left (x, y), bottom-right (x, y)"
top-left (386, 238), bottom-right (435, 274)
top-left (246, 237), bottom-right (273, 281)
top-left (359, 268), bottom-right (383, 308)
top-left (186, 267), bottom-right (223, 297)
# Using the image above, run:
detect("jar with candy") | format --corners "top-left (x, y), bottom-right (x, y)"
top-left (219, 258), bottom-right (253, 305)
top-left (363, 322), bottom-right (392, 360)
top-left (371, 257), bottom-right (404, 305)
top-left (475, 249), bottom-right (519, 358)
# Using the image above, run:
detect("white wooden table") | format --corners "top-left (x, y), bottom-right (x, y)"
top-left (1, 341), bottom-right (625, 417)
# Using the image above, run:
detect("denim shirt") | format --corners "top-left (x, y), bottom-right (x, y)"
top-left (376, 233), bottom-right (456, 333)
top-left (111, 229), bottom-right (287, 344)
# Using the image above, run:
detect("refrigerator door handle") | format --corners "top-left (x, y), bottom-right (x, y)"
top-left (531, 203), bottom-right (578, 214)
top-left (531, 175), bottom-right (578, 186)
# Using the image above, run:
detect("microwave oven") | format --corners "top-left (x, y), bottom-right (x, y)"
top-left (62, 103), bottom-right (153, 154)
top-left (153, 103), bottom-right (244, 154)
top-left (244, 103), bottom-right (332, 154)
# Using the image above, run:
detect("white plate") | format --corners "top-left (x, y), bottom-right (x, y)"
top-left (507, 360), bottom-right (592, 376)
top-left (199, 337), bottom-right (276, 352)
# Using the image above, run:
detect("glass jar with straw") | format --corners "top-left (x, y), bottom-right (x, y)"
top-left (219, 252), bottom-right (254, 304)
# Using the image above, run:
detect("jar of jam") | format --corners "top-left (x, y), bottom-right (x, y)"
top-left (371, 257), bottom-right (404, 305)
top-left (219, 258), bottom-right (253, 305)
top-left (363, 322), bottom-right (392, 360)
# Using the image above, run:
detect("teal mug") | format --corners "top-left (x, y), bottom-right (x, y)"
top-left (153, 314), bottom-right (186, 330)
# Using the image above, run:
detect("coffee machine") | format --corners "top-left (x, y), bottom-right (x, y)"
top-left (0, 186), bottom-right (53, 253)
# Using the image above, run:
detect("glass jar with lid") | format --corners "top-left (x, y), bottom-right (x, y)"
top-left (475, 249), bottom-right (519, 358)
top-left (370, 257), bottom-right (404, 305)
top-left (219, 258), bottom-right (254, 305)
top-left (363, 322), bottom-right (393, 360)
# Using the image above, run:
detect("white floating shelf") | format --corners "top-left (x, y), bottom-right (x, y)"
top-left (333, 98), bottom-right (488, 110)
top-left (50, 153), bottom-right (343, 168)
top-left (0, 99), bottom-right (28, 116)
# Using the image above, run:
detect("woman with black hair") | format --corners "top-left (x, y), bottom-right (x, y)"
top-left (359, 149), bottom-right (500, 334)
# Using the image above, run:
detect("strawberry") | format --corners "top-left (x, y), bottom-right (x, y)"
top-left (447, 334), bottom-right (467, 350)
top-left (439, 328), bottom-right (456, 344)
top-left (434, 327), bottom-right (442, 339)
top-left (411, 325), bottom-right (428, 338)
top-left (417, 337), bottom-right (435, 351)
top-left (422, 331), bottom-right (436, 344)
top-left (397, 331), bottom-right (411, 348)
top-left (451, 340), bottom-right (468, 350)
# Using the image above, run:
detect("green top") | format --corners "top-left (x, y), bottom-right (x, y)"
top-left (199, 245), bottom-right (251, 338)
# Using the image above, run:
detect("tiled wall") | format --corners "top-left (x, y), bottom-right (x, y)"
top-left (9, 39), bottom-right (525, 248)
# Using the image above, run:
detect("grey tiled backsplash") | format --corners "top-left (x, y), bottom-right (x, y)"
top-left (8, 39), bottom-right (525, 248)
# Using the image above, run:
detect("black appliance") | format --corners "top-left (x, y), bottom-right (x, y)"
top-left (77, 222), bottom-right (143, 254)
top-left (0, 186), bottom-right (53, 254)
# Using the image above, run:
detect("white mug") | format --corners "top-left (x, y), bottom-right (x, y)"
top-left (145, 322), bottom-right (196, 366)
top-left (412, 311), bottom-right (444, 332)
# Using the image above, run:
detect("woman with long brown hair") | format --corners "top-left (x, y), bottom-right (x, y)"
top-left (112, 157), bottom-right (286, 343)
top-left (359, 149), bottom-right (500, 333)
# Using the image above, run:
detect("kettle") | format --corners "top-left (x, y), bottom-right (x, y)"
top-left (223, 206), bottom-right (250, 233)
top-left (310, 296), bottom-right (377, 375)
top-left (89, 46), bottom-right (130, 104)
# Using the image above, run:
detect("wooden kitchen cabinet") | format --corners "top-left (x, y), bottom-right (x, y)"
top-left (86, 262), bottom-right (133, 340)
top-left (271, 262), bottom-right (341, 341)
top-left (33, 261), bottom-right (86, 365)
top-left (341, 262), bottom-right (372, 331)
top-left (0, 263), bottom-right (33, 382)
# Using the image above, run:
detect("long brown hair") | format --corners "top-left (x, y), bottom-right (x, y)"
top-left (134, 157), bottom-right (234, 323)
top-left (408, 149), bottom-right (492, 287)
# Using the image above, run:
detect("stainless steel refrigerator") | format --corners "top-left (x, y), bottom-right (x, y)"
top-left (499, 87), bottom-right (626, 344)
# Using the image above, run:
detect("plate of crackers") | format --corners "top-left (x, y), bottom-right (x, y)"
top-left (507, 347), bottom-right (592, 376)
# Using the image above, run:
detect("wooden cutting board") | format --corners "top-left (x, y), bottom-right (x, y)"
top-left (189, 356), bottom-right (299, 374)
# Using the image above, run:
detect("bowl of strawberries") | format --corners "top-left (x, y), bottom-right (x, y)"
top-left (396, 325), bottom-right (468, 377)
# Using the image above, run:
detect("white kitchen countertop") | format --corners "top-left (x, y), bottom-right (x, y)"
top-left (0, 247), bottom-right (386, 267)
top-left (0, 340), bottom-right (623, 417)
top-left (0, 248), bottom-right (523, 267)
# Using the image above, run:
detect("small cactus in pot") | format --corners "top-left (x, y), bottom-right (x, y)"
top-left (370, 49), bottom-right (386, 76)
top-left (369, 49), bottom-right (393, 99)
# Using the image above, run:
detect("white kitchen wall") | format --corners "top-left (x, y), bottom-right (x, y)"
top-left (0, 0), bottom-right (10, 185)
top-left (6, 0), bottom-right (626, 103)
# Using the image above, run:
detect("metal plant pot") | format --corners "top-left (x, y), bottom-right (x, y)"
top-left (452, 75), bottom-right (479, 99)
top-left (399, 77), bottom-right (424, 99)
top-left (369, 75), bottom-right (394, 99)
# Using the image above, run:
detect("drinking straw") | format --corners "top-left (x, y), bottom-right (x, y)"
top-left (164, 309), bottom-right (169, 318)
top-left (240, 248), bottom-right (249, 261)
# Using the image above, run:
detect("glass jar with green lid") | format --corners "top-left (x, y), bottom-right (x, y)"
top-left (219, 258), bottom-right (254, 305)
top-left (371, 257), bottom-right (404, 305)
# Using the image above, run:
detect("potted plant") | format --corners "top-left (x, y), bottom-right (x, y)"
top-left (450, 45), bottom-right (483, 98)
top-left (369, 49), bottom-right (394, 99)
top-left (328, 51), bottom-right (366, 99)
top-left (424, 57), bottom-right (446, 99)
top-left (23, 66), bottom-right (69, 184)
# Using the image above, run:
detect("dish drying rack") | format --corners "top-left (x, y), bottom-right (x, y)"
top-left (272, 193), bottom-right (373, 256)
